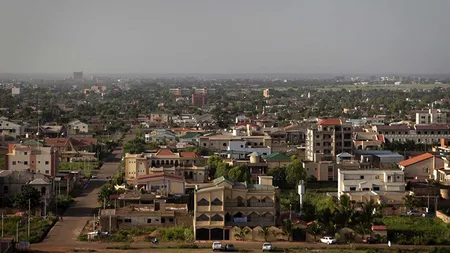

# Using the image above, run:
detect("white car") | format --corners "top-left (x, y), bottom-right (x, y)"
top-left (212, 241), bottom-right (222, 251)
top-left (91, 175), bottom-right (98, 179)
top-left (320, 236), bottom-right (337, 244)
top-left (262, 242), bottom-right (273, 251)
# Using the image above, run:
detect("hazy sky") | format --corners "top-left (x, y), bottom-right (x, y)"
top-left (1, 0), bottom-right (449, 74)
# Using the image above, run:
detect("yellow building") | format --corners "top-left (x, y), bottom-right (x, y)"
top-left (194, 175), bottom-right (279, 240)
top-left (125, 149), bottom-right (207, 185)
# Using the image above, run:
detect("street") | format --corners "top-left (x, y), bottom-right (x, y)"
top-left (32, 128), bottom-right (136, 251)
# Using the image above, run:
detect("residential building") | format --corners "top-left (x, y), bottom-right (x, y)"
top-left (169, 87), bottom-right (190, 97)
top-left (194, 176), bottom-right (280, 240)
top-left (353, 150), bottom-right (404, 169)
top-left (0, 170), bottom-right (54, 208)
top-left (136, 174), bottom-right (186, 195)
top-left (43, 137), bottom-right (97, 162)
top-left (0, 117), bottom-right (24, 138)
top-left (199, 134), bottom-right (272, 152)
top-left (5, 143), bottom-right (59, 177)
top-left (38, 125), bottom-right (67, 138)
top-left (149, 113), bottom-right (171, 125)
top-left (372, 124), bottom-right (450, 144)
top-left (284, 124), bottom-right (306, 145)
top-left (305, 118), bottom-right (353, 162)
top-left (415, 109), bottom-right (450, 124)
top-left (337, 169), bottom-right (406, 204)
top-left (99, 200), bottom-right (191, 231)
top-left (263, 89), bottom-right (271, 98)
top-left (11, 87), bottom-right (22, 96)
top-left (124, 149), bottom-right (207, 185)
top-left (216, 139), bottom-right (271, 160)
top-left (353, 131), bottom-right (384, 150)
top-left (192, 93), bottom-right (207, 106)
top-left (262, 153), bottom-right (291, 169)
top-left (67, 119), bottom-right (89, 134)
top-left (397, 152), bottom-right (444, 180)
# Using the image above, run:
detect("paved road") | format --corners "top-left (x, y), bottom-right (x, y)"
top-left (33, 129), bottom-right (135, 250)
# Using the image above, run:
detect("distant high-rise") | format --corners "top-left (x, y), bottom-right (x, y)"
top-left (192, 93), bottom-right (207, 106)
top-left (73, 71), bottom-right (83, 80)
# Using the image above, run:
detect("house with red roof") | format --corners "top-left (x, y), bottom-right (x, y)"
top-left (397, 152), bottom-right (444, 180)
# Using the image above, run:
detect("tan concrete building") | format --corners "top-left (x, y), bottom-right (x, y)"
top-left (5, 143), bottom-right (59, 178)
top-left (136, 174), bottom-right (185, 195)
top-left (99, 199), bottom-right (191, 231)
top-left (305, 119), bottom-right (353, 162)
top-left (125, 149), bottom-right (207, 185)
top-left (194, 176), bottom-right (279, 241)
top-left (397, 153), bottom-right (443, 180)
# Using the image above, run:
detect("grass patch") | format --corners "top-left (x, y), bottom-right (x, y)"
top-left (59, 161), bottom-right (98, 178)
top-left (2, 215), bottom-right (57, 243)
top-left (382, 216), bottom-right (450, 245)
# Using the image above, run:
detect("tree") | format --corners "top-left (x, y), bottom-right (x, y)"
top-left (215, 162), bottom-right (230, 178)
top-left (403, 194), bottom-right (420, 210)
top-left (281, 219), bottom-right (296, 242)
top-left (259, 227), bottom-right (275, 242)
top-left (267, 166), bottom-right (287, 188)
top-left (123, 138), bottom-right (145, 154)
top-left (354, 222), bottom-right (370, 240)
top-left (207, 155), bottom-right (224, 179)
top-left (333, 195), bottom-right (357, 228)
top-left (234, 227), bottom-right (250, 241)
top-left (307, 220), bottom-right (322, 242)
top-left (98, 183), bottom-right (114, 203)
top-left (285, 158), bottom-right (306, 186)
top-left (228, 165), bottom-right (252, 183)
top-left (13, 185), bottom-right (41, 210)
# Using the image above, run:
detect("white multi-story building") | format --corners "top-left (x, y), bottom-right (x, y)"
top-left (416, 109), bottom-right (449, 124)
top-left (337, 169), bottom-right (405, 204)
top-left (373, 124), bottom-right (450, 144)
top-left (67, 119), bottom-right (89, 133)
top-left (223, 140), bottom-right (271, 159)
top-left (0, 117), bottom-right (24, 138)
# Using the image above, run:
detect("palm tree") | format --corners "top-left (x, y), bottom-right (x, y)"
top-left (359, 199), bottom-right (382, 225)
top-left (259, 227), bottom-right (274, 242)
top-left (307, 220), bottom-right (322, 242)
top-left (334, 195), bottom-right (357, 228)
top-left (402, 194), bottom-right (420, 211)
top-left (234, 227), bottom-right (250, 241)
top-left (281, 219), bottom-right (296, 241)
top-left (354, 222), bottom-right (371, 240)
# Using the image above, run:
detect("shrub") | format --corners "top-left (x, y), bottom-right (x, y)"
top-left (77, 234), bottom-right (88, 241)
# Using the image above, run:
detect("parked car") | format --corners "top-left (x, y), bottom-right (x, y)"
top-left (262, 242), bottom-right (273, 251)
top-left (224, 244), bottom-right (235, 251)
top-left (212, 241), bottom-right (222, 251)
top-left (407, 210), bottom-right (421, 216)
top-left (363, 237), bottom-right (377, 244)
top-left (91, 175), bottom-right (98, 179)
top-left (320, 236), bottom-right (337, 244)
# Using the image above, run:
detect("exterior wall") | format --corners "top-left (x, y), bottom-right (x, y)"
top-left (338, 169), bottom-right (405, 197)
top-left (436, 210), bottom-right (450, 223)
top-left (200, 136), bottom-right (271, 151)
top-left (142, 179), bottom-right (185, 195)
top-left (400, 158), bottom-right (444, 180)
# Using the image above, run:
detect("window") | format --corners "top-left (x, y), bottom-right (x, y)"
top-left (169, 218), bottom-right (174, 222)
top-left (203, 143), bottom-right (206, 146)
top-left (24, 152), bottom-right (27, 155)
top-left (45, 161), bottom-right (49, 165)
top-left (240, 145), bottom-right (243, 148)
top-left (45, 170), bottom-right (49, 174)
top-left (3, 186), bottom-right (8, 194)
top-left (362, 188), bottom-right (370, 191)
top-left (422, 167), bottom-right (429, 173)
top-left (328, 177), bottom-right (333, 181)
top-left (349, 187), bottom-right (356, 191)
top-left (388, 176), bottom-right (391, 180)
top-left (223, 143), bottom-right (227, 147)
top-left (12, 161), bottom-right (16, 165)
top-left (373, 186), bottom-right (380, 191)
top-left (161, 218), bottom-right (165, 223)
top-left (328, 167), bottom-right (333, 172)
top-left (375, 175), bottom-right (380, 179)
top-left (124, 218), bottom-right (131, 223)
top-left (360, 175), bottom-right (364, 179)
top-left (24, 161), bottom-right (28, 165)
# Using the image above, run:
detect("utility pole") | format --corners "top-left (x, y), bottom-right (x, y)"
top-left (28, 199), bottom-right (31, 240)
top-left (16, 221), bottom-right (19, 242)
top-left (93, 214), bottom-right (96, 233)
top-left (109, 215), bottom-right (111, 233)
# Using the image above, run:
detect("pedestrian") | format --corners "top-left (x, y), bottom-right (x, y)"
top-left (388, 240), bottom-right (391, 249)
